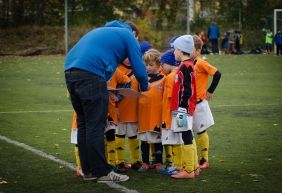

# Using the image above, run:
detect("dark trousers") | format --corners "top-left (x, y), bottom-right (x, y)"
top-left (277, 44), bottom-right (282, 56)
top-left (210, 39), bottom-right (219, 53)
top-left (65, 68), bottom-right (112, 177)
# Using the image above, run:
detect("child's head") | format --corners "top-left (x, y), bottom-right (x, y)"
top-left (191, 35), bottom-right (203, 59)
top-left (160, 49), bottom-right (178, 75)
top-left (143, 49), bottom-right (161, 74)
top-left (173, 35), bottom-right (194, 61)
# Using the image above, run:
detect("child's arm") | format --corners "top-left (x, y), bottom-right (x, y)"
top-left (207, 70), bottom-right (221, 101)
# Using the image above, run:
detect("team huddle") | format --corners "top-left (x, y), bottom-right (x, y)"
top-left (65, 20), bottom-right (221, 182)
top-left (68, 25), bottom-right (221, 180)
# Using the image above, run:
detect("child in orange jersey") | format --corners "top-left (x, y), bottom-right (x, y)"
top-left (192, 35), bottom-right (221, 169)
top-left (115, 60), bottom-right (143, 171)
top-left (159, 49), bottom-right (184, 176)
top-left (169, 35), bottom-right (197, 179)
top-left (114, 42), bottom-right (152, 171)
top-left (138, 49), bottom-right (165, 172)
top-left (106, 68), bottom-right (131, 171)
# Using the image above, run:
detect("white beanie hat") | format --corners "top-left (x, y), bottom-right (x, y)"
top-left (173, 35), bottom-right (194, 54)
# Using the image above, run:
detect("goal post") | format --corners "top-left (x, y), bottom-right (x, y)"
top-left (274, 9), bottom-right (282, 54)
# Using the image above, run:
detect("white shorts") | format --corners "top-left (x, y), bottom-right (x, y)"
top-left (71, 128), bottom-right (78, 144)
top-left (138, 132), bottom-right (161, 143)
top-left (116, 122), bottom-right (138, 137)
top-left (192, 100), bottom-right (214, 133)
top-left (161, 129), bottom-right (183, 145)
top-left (105, 121), bottom-right (117, 133)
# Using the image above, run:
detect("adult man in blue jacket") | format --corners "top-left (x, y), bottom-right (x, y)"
top-left (64, 20), bottom-right (149, 182)
top-left (274, 30), bottom-right (282, 56)
top-left (207, 23), bottom-right (220, 54)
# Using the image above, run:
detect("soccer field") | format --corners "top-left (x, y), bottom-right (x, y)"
top-left (0, 55), bottom-right (282, 193)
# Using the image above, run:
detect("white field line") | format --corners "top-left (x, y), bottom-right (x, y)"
top-left (0, 135), bottom-right (138, 193)
top-left (0, 109), bottom-right (73, 114)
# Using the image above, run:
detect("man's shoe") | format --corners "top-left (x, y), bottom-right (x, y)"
top-left (171, 169), bottom-right (195, 179)
top-left (199, 158), bottom-right (209, 169)
top-left (138, 163), bottom-right (150, 173)
top-left (83, 173), bottom-right (97, 181)
top-left (97, 171), bottom-right (129, 183)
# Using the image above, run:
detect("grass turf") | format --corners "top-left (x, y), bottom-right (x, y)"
top-left (0, 54), bottom-right (282, 193)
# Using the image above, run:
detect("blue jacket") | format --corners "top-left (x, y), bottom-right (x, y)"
top-left (64, 20), bottom-right (148, 91)
top-left (274, 33), bottom-right (282, 44)
top-left (208, 24), bottom-right (220, 40)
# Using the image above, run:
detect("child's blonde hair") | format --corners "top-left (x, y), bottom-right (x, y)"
top-left (143, 49), bottom-right (161, 65)
top-left (193, 35), bottom-right (203, 50)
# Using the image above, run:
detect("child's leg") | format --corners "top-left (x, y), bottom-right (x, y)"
top-left (192, 139), bottom-right (200, 175)
top-left (115, 135), bottom-right (126, 164)
top-left (181, 130), bottom-right (194, 173)
top-left (141, 141), bottom-right (150, 164)
top-left (74, 145), bottom-right (83, 176)
top-left (126, 123), bottom-right (140, 165)
top-left (171, 130), bottom-right (195, 179)
top-left (154, 143), bottom-right (163, 164)
top-left (172, 145), bottom-right (182, 169)
top-left (105, 129), bottom-right (116, 166)
top-left (128, 135), bottom-right (140, 164)
top-left (138, 140), bottom-right (150, 172)
top-left (150, 143), bottom-right (155, 165)
top-left (197, 130), bottom-right (209, 166)
top-left (164, 145), bottom-right (173, 163)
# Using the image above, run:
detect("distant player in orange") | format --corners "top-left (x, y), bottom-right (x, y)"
top-left (138, 49), bottom-right (165, 172)
top-left (192, 35), bottom-right (221, 169)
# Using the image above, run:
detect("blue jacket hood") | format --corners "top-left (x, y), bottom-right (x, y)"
top-left (104, 20), bottom-right (132, 32)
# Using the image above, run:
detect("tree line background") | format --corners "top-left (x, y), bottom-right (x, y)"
top-left (0, 0), bottom-right (281, 55)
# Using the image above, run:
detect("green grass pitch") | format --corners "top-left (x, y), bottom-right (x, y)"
top-left (0, 54), bottom-right (282, 193)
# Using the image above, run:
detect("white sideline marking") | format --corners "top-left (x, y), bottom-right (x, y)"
top-left (0, 110), bottom-right (73, 114)
top-left (0, 135), bottom-right (138, 193)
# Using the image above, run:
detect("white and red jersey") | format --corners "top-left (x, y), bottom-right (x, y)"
top-left (170, 59), bottom-right (196, 116)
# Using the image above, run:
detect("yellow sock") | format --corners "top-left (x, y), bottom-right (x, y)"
top-left (106, 140), bottom-right (116, 166)
top-left (172, 145), bottom-right (182, 169)
top-left (150, 143), bottom-right (155, 163)
top-left (115, 136), bottom-right (125, 164)
top-left (128, 137), bottom-right (140, 164)
top-left (192, 139), bottom-right (199, 170)
top-left (197, 131), bottom-right (209, 162)
top-left (182, 144), bottom-right (195, 173)
top-left (74, 146), bottom-right (81, 169)
top-left (164, 145), bottom-right (173, 163)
